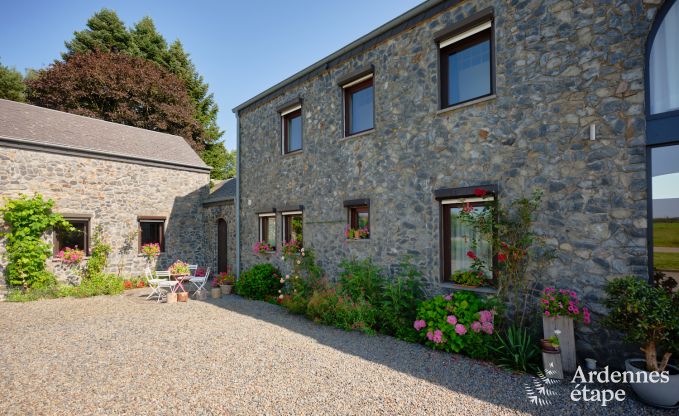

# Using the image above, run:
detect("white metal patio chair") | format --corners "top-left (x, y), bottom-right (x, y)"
top-left (188, 265), bottom-right (198, 278)
top-left (189, 267), bottom-right (210, 297)
top-left (145, 269), bottom-right (178, 303)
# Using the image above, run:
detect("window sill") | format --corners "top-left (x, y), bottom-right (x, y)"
top-left (345, 238), bottom-right (370, 242)
top-left (437, 94), bottom-right (496, 116)
top-left (440, 283), bottom-right (497, 294)
top-left (282, 150), bottom-right (303, 157)
top-left (340, 128), bottom-right (374, 142)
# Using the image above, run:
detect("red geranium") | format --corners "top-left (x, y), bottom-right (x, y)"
top-left (497, 253), bottom-right (507, 263)
top-left (467, 251), bottom-right (477, 260)
top-left (474, 188), bottom-right (488, 197)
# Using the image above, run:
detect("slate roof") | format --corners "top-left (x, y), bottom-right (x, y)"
top-left (203, 177), bottom-right (236, 205)
top-left (0, 99), bottom-right (211, 172)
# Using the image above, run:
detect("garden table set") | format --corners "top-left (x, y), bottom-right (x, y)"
top-left (145, 264), bottom-right (211, 302)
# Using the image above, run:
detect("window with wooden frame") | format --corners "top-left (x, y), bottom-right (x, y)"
top-left (344, 199), bottom-right (370, 239)
top-left (342, 74), bottom-right (374, 136)
top-left (282, 211), bottom-right (303, 244)
top-left (282, 105), bottom-right (302, 154)
top-left (54, 216), bottom-right (90, 255)
top-left (258, 213), bottom-right (276, 250)
top-left (436, 186), bottom-right (496, 284)
top-left (438, 12), bottom-right (495, 109)
top-left (138, 217), bottom-right (165, 252)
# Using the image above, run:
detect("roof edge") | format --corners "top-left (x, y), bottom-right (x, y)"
top-left (0, 135), bottom-right (212, 174)
top-left (233, 0), bottom-right (450, 114)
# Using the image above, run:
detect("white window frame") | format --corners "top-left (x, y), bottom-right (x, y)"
top-left (438, 21), bottom-right (492, 49)
top-left (258, 213), bottom-right (276, 243)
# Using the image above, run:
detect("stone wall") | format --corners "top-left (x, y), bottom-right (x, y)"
top-left (203, 201), bottom-right (237, 275)
top-left (238, 0), bottom-right (662, 362)
top-left (0, 147), bottom-right (210, 281)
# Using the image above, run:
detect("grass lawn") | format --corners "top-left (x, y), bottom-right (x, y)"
top-left (653, 221), bottom-right (679, 247)
top-left (654, 252), bottom-right (679, 271)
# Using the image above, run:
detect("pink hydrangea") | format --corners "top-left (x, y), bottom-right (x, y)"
top-left (454, 324), bottom-right (467, 336)
top-left (446, 315), bottom-right (457, 325)
top-left (471, 321), bottom-right (482, 333)
top-left (426, 331), bottom-right (433, 341)
top-left (413, 320), bottom-right (426, 331)
top-left (478, 310), bottom-right (492, 323)
top-left (432, 329), bottom-right (444, 344)
top-left (444, 294), bottom-right (452, 301)
top-left (481, 321), bottom-right (494, 335)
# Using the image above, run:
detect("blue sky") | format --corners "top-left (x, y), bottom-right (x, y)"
top-left (0, 0), bottom-right (422, 150)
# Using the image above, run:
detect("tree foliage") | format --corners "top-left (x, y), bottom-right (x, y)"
top-left (201, 143), bottom-right (236, 179)
top-left (63, 9), bottom-right (136, 57)
top-left (27, 51), bottom-right (203, 150)
top-left (0, 60), bottom-right (26, 102)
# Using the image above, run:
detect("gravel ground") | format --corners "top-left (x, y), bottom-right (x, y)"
top-left (0, 291), bottom-right (672, 415)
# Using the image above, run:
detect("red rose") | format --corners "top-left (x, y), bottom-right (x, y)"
top-left (462, 202), bottom-right (473, 213)
top-left (474, 188), bottom-right (488, 197)
top-left (497, 253), bottom-right (507, 263)
top-left (466, 251), bottom-right (477, 260)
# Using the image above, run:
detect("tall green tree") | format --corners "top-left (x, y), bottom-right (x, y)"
top-left (63, 9), bottom-right (137, 57)
top-left (201, 144), bottom-right (235, 179)
top-left (0, 60), bottom-right (26, 102)
top-left (130, 17), bottom-right (168, 66)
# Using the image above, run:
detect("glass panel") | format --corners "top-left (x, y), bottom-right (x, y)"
top-left (57, 221), bottom-right (86, 251)
top-left (357, 211), bottom-right (369, 229)
top-left (290, 215), bottom-right (303, 243)
top-left (140, 222), bottom-right (162, 245)
top-left (450, 206), bottom-right (491, 276)
top-left (447, 38), bottom-right (490, 105)
top-left (350, 85), bottom-right (373, 134)
top-left (267, 217), bottom-right (276, 248)
top-left (652, 145), bottom-right (679, 274)
top-left (650, 1), bottom-right (679, 114)
top-left (287, 114), bottom-right (302, 152)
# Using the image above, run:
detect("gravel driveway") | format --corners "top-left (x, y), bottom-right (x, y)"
top-left (0, 291), bottom-right (670, 415)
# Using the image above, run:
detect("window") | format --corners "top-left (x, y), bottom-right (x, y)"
top-left (54, 217), bottom-right (90, 255)
top-left (651, 145), bottom-right (679, 273)
top-left (138, 217), bottom-right (165, 252)
top-left (282, 106), bottom-right (302, 153)
top-left (437, 187), bottom-right (496, 283)
top-left (439, 17), bottom-right (494, 108)
top-left (259, 213), bottom-right (276, 250)
top-left (649, 0), bottom-right (679, 115)
top-left (343, 75), bottom-right (374, 136)
top-left (344, 199), bottom-right (370, 239)
top-left (282, 211), bottom-right (303, 244)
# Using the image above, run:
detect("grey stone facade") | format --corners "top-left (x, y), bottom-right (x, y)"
top-left (203, 201), bottom-right (237, 275)
top-left (0, 146), bottom-right (211, 281)
top-left (236, 0), bottom-right (664, 361)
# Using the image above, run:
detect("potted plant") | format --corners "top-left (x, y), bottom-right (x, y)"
top-left (604, 275), bottom-right (679, 407)
top-left (451, 270), bottom-right (486, 288)
top-left (217, 272), bottom-right (236, 295)
top-left (539, 287), bottom-right (590, 373)
top-left (141, 242), bottom-right (161, 267)
top-left (168, 260), bottom-right (190, 277)
top-left (210, 279), bottom-right (221, 299)
top-left (252, 240), bottom-right (273, 255)
top-left (540, 333), bottom-right (561, 353)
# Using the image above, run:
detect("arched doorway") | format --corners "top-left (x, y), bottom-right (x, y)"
top-left (646, 0), bottom-right (679, 280)
top-left (217, 219), bottom-right (228, 273)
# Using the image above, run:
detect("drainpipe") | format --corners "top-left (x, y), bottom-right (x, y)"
top-left (235, 112), bottom-right (241, 279)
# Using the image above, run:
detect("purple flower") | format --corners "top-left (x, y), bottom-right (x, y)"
top-left (444, 294), bottom-right (452, 301)
top-left (478, 310), bottom-right (492, 323)
top-left (471, 321), bottom-right (482, 333)
top-left (482, 322), bottom-right (494, 335)
top-left (446, 315), bottom-right (457, 325)
top-left (413, 320), bottom-right (426, 331)
top-left (454, 324), bottom-right (467, 336)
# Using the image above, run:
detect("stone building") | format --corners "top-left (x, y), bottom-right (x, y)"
top-left (233, 0), bottom-right (679, 360)
top-left (0, 99), bottom-right (236, 283)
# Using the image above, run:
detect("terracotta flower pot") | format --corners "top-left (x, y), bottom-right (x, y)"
top-left (211, 287), bottom-right (221, 299)
top-left (166, 292), bottom-right (177, 304)
top-left (540, 339), bottom-right (560, 353)
top-left (177, 292), bottom-right (189, 302)
top-left (221, 284), bottom-right (233, 295)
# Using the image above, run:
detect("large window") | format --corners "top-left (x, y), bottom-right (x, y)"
top-left (343, 75), bottom-right (374, 136)
top-left (259, 213), bottom-right (276, 250)
top-left (649, 0), bottom-right (679, 115)
top-left (138, 217), bottom-right (165, 252)
top-left (438, 188), bottom-right (496, 283)
top-left (54, 217), bottom-right (90, 255)
top-left (651, 145), bottom-right (679, 274)
top-left (282, 106), bottom-right (302, 153)
top-left (439, 18), bottom-right (494, 108)
top-left (282, 211), bottom-right (303, 244)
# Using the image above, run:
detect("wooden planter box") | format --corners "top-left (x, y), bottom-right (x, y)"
top-left (542, 316), bottom-right (576, 373)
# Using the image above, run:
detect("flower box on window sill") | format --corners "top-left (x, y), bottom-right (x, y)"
top-left (441, 283), bottom-right (497, 295)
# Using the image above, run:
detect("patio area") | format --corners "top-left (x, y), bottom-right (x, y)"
top-left (0, 291), bottom-right (668, 415)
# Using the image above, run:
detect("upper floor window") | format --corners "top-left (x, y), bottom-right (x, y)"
top-left (54, 216), bottom-right (90, 255)
top-left (138, 216), bottom-right (165, 252)
top-left (649, 0), bottom-right (679, 115)
top-left (282, 105), bottom-right (302, 153)
top-left (259, 213), bottom-right (276, 250)
top-left (342, 74), bottom-right (374, 136)
top-left (438, 15), bottom-right (494, 108)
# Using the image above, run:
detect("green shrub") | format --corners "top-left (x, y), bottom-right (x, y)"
top-left (490, 325), bottom-right (541, 373)
top-left (378, 261), bottom-right (426, 341)
top-left (306, 288), bottom-right (377, 334)
top-left (414, 291), bottom-right (495, 359)
top-left (83, 226), bottom-right (111, 279)
top-left (0, 194), bottom-right (73, 287)
top-left (235, 263), bottom-right (281, 300)
top-left (6, 273), bottom-right (124, 301)
top-left (339, 258), bottom-right (384, 305)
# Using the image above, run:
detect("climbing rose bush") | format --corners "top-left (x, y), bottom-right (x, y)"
top-left (539, 287), bottom-right (591, 324)
top-left (414, 291), bottom-right (495, 359)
